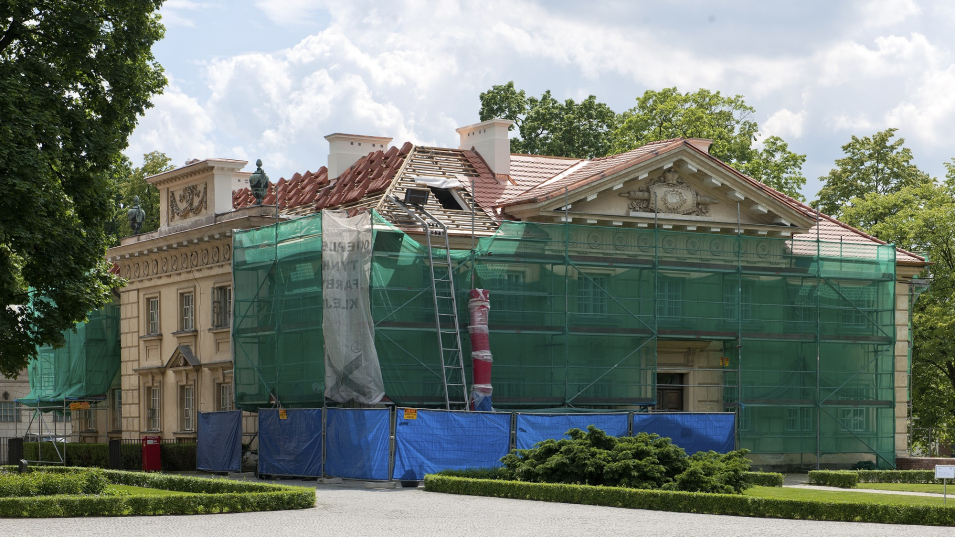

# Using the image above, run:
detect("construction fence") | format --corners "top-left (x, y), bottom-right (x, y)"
top-left (233, 210), bottom-right (898, 468)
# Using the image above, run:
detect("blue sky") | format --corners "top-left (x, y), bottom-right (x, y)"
top-left (126, 0), bottom-right (955, 200)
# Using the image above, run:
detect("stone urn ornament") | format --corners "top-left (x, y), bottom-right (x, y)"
top-left (127, 195), bottom-right (146, 234)
top-left (249, 159), bottom-right (269, 205)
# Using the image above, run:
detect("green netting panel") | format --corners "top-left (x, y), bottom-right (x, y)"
top-left (20, 303), bottom-right (120, 408)
top-left (232, 214), bottom-right (899, 466)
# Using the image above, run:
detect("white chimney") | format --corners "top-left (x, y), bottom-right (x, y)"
top-left (456, 119), bottom-right (514, 175)
top-left (324, 133), bottom-right (394, 180)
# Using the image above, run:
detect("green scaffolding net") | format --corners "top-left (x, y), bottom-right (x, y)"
top-left (233, 211), bottom-right (898, 467)
top-left (20, 303), bottom-right (121, 408)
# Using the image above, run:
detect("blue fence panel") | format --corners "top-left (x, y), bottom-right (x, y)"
top-left (258, 408), bottom-right (324, 477)
top-left (632, 413), bottom-right (736, 454)
top-left (325, 408), bottom-right (391, 480)
top-left (393, 409), bottom-right (510, 481)
top-left (515, 413), bottom-right (630, 450)
top-left (197, 410), bottom-right (242, 472)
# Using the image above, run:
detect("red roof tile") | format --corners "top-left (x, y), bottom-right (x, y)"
top-left (314, 142), bottom-right (411, 211)
top-left (233, 167), bottom-right (330, 210)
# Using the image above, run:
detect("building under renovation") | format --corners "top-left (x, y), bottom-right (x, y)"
top-left (20, 118), bottom-right (928, 470)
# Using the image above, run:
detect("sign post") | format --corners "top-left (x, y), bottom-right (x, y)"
top-left (936, 465), bottom-right (955, 505)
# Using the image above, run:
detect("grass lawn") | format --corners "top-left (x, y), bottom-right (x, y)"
top-left (745, 486), bottom-right (955, 507)
top-left (858, 483), bottom-right (955, 495)
top-left (106, 484), bottom-right (191, 497)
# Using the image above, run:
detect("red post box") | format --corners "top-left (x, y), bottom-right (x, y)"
top-left (141, 435), bottom-right (161, 472)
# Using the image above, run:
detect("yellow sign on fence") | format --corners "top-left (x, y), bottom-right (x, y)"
top-left (403, 409), bottom-right (417, 420)
top-left (279, 409), bottom-right (287, 420)
top-left (69, 402), bottom-right (90, 411)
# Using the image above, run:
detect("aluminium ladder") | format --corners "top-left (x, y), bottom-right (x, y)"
top-left (390, 196), bottom-right (470, 410)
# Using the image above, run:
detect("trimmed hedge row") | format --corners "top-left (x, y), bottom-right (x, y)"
top-left (0, 466), bottom-right (315, 517)
top-left (857, 470), bottom-right (945, 484)
top-left (807, 471), bottom-right (858, 488)
top-left (743, 472), bottom-right (784, 487)
top-left (424, 475), bottom-right (955, 526)
top-left (0, 469), bottom-right (107, 497)
top-left (22, 443), bottom-right (196, 471)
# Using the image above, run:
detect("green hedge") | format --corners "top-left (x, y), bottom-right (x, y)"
top-left (0, 466), bottom-right (314, 517)
top-left (21, 442), bottom-right (195, 471)
top-left (0, 469), bottom-right (107, 497)
top-left (807, 470), bottom-right (859, 488)
top-left (857, 470), bottom-right (945, 484)
top-left (743, 472), bottom-right (784, 487)
top-left (424, 475), bottom-right (955, 526)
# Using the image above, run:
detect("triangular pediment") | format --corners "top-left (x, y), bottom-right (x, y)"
top-left (164, 345), bottom-right (199, 370)
top-left (509, 144), bottom-right (816, 236)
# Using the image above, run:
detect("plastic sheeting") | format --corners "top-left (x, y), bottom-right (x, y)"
top-left (515, 413), bottom-right (630, 450)
top-left (322, 210), bottom-right (385, 405)
top-left (325, 408), bottom-right (391, 480)
top-left (197, 410), bottom-right (242, 472)
top-left (633, 413), bottom-right (735, 454)
top-left (258, 408), bottom-right (324, 477)
top-left (392, 409), bottom-right (510, 480)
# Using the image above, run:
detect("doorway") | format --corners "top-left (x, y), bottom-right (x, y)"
top-left (656, 373), bottom-right (684, 411)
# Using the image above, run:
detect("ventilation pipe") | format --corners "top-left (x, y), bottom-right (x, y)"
top-left (468, 289), bottom-right (493, 411)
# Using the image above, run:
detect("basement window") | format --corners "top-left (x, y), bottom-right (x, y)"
top-left (430, 187), bottom-right (465, 211)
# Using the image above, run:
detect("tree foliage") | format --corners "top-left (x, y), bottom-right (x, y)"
top-left (0, 1), bottom-right (166, 377)
top-left (739, 136), bottom-right (808, 202)
top-left (108, 151), bottom-right (174, 243)
top-left (813, 128), bottom-right (932, 218)
top-left (477, 83), bottom-right (807, 200)
top-left (838, 157), bottom-right (955, 451)
top-left (479, 81), bottom-right (618, 159)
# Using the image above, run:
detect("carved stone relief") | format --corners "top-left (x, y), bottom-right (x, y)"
top-left (119, 241), bottom-right (232, 281)
top-left (619, 169), bottom-right (718, 216)
top-left (169, 183), bottom-right (208, 221)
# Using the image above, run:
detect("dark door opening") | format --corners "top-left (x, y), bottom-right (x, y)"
top-left (656, 373), bottom-right (684, 411)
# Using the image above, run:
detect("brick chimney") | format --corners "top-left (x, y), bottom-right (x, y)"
top-left (456, 119), bottom-right (514, 175)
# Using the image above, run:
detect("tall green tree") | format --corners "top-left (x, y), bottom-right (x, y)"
top-left (613, 87), bottom-right (759, 165)
top-left (0, 1), bottom-right (167, 377)
top-left (839, 164), bottom-right (955, 451)
top-left (479, 81), bottom-right (617, 159)
top-left (813, 128), bottom-right (932, 218)
top-left (739, 136), bottom-right (808, 202)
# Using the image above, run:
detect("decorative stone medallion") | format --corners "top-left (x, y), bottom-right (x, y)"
top-left (620, 169), bottom-right (718, 216)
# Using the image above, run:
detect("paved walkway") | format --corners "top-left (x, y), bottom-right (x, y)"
top-left (2, 479), bottom-right (954, 537)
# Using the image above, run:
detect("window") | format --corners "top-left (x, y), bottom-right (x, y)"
top-left (76, 409), bottom-right (96, 432)
top-left (842, 286), bottom-right (876, 329)
top-left (218, 383), bottom-right (234, 412)
top-left (656, 279), bottom-right (683, 318)
top-left (53, 411), bottom-right (70, 423)
top-left (502, 272), bottom-right (524, 314)
top-left (0, 402), bottom-right (18, 422)
top-left (840, 406), bottom-right (867, 432)
top-left (148, 386), bottom-right (160, 431)
top-left (723, 281), bottom-right (753, 320)
top-left (147, 296), bottom-right (160, 334)
top-left (180, 384), bottom-right (194, 431)
top-left (787, 284), bottom-right (815, 324)
top-left (179, 292), bottom-right (194, 331)
top-left (212, 286), bottom-right (232, 329)
top-left (429, 187), bottom-right (465, 210)
top-left (111, 389), bottom-right (122, 431)
top-left (786, 407), bottom-right (813, 432)
top-left (577, 274), bottom-right (608, 315)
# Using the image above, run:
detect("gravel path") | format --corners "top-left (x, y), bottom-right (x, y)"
top-left (2, 479), bottom-right (954, 537)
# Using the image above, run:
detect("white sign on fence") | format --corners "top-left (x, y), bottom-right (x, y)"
top-left (936, 465), bottom-right (955, 479)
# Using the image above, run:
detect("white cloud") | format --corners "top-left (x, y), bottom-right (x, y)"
top-left (762, 109), bottom-right (807, 140)
top-left (859, 0), bottom-right (922, 28)
top-left (816, 33), bottom-right (943, 86)
top-left (831, 113), bottom-right (876, 132)
top-left (159, 0), bottom-right (217, 28)
top-left (885, 64), bottom-right (955, 145)
top-left (254, 0), bottom-right (327, 27)
top-left (125, 81), bottom-right (217, 165)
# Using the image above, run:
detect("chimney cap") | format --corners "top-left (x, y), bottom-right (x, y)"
top-left (324, 133), bottom-right (394, 144)
top-left (455, 118), bottom-right (515, 135)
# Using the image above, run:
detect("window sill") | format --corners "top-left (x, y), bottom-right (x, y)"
top-left (171, 329), bottom-right (198, 336)
top-left (208, 327), bottom-right (231, 334)
top-left (173, 431), bottom-right (196, 436)
top-left (139, 334), bottom-right (163, 341)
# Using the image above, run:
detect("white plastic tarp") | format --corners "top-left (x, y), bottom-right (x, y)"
top-left (322, 210), bottom-right (385, 404)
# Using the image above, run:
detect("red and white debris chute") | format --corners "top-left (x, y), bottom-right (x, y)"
top-left (468, 289), bottom-right (493, 410)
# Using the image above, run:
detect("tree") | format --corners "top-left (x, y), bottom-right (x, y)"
top-left (107, 151), bottom-right (174, 244)
top-left (0, 1), bottom-right (166, 377)
top-left (839, 166), bottom-right (955, 452)
top-left (479, 81), bottom-right (617, 159)
top-left (813, 128), bottom-right (932, 218)
top-left (739, 136), bottom-right (808, 201)
top-left (613, 87), bottom-right (759, 165)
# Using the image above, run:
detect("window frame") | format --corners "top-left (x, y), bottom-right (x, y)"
top-left (148, 385), bottom-right (160, 431)
top-left (111, 388), bottom-right (122, 432)
top-left (211, 286), bottom-right (232, 329)
top-left (217, 382), bottom-right (234, 412)
top-left (180, 384), bottom-right (195, 432)
top-left (179, 290), bottom-right (195, 332)
top-left (145, 295), bottom-right (160, 335)
top-left (577, 272), bottom-right (609, 316)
